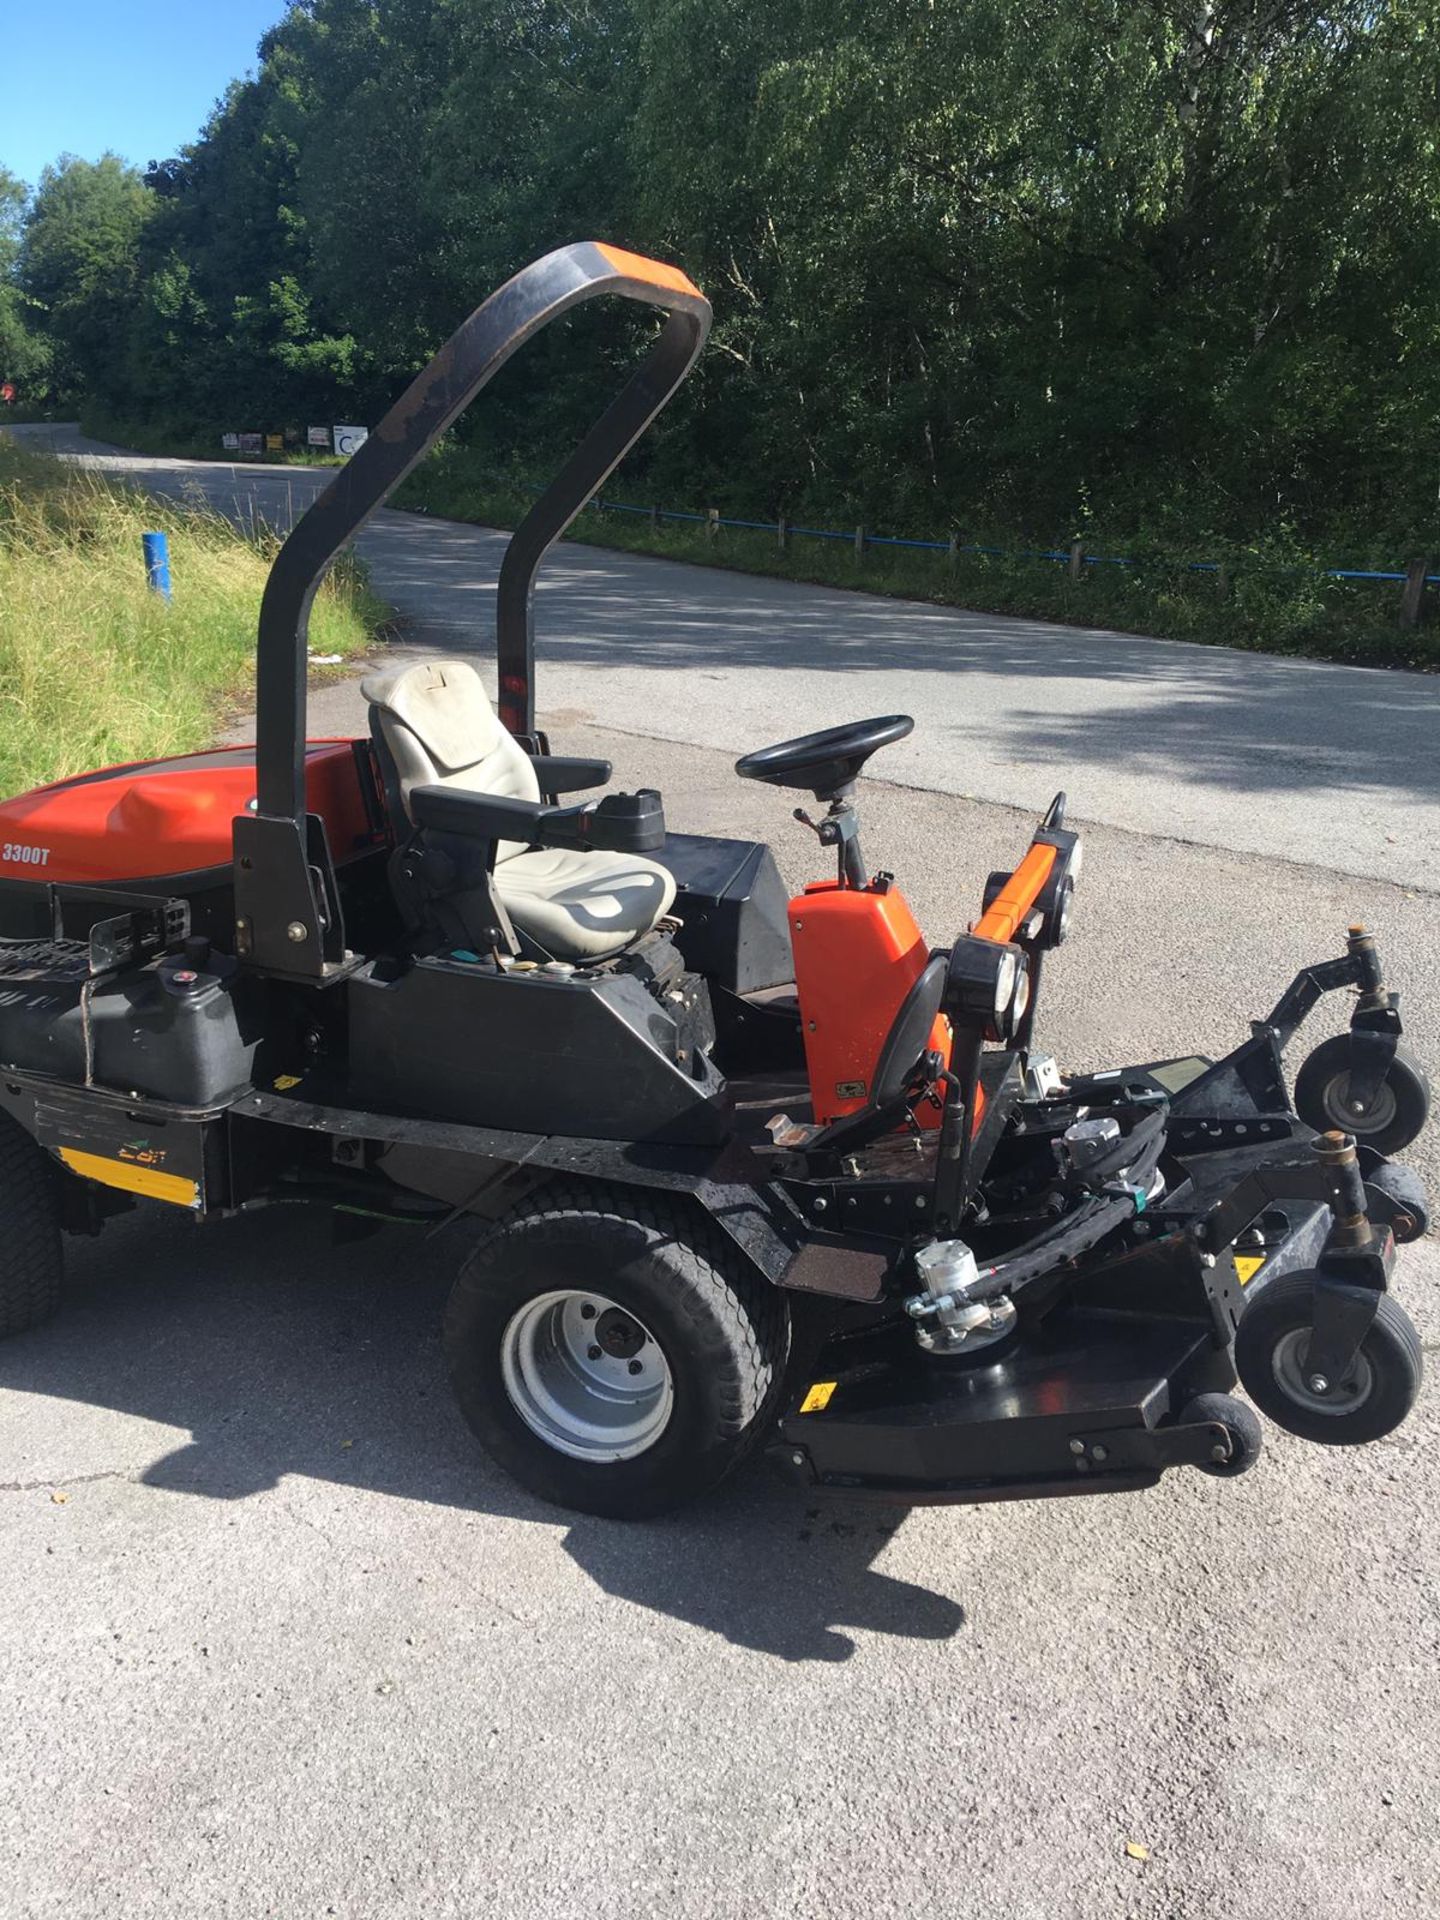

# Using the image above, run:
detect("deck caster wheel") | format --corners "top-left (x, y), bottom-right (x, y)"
top-left (1365, 1160), bottom-right (1430, 1244)
top-left (0, 1112), bottom-right (63, 1339)
top-left (444, 1183), bottom-right (789, 1519)
top-left (1234, 1272), bottom-right (1422, 1446)
top-left (1294, 1034), bottom-right (1430, 1155)
top-left (1179, 1393), bottom-right (1263, 1477)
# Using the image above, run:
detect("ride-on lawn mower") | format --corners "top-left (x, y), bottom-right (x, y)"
top-left (0, 245), bottom-right (1430, 1519)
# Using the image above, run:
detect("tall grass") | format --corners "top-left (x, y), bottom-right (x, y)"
top-left (0, 435), bottom-right (387, 796)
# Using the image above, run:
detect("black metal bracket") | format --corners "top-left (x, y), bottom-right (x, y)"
top-left (1338, 1022), bottom-right (1400, 1111)
top-left (1068, 1417), bottom-right (1232, 1477)
top-left (1256, 928), bottom-right (1402, 1054)
top-left (1195, 1133), bottom-right (1368, 1254)
top-left (233, 812), bottom-right (349, 975)
top-left (1302, 1235), bottom-right (1395, 1384)
top-left (44, 884), bottom-right (190, 975)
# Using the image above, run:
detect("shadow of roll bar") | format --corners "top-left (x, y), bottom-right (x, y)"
top-left (234, 242), bottom-right (711, 978)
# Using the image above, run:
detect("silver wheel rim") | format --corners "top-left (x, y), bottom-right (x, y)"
top-left (499, 1290), bottom-right (674, 1461)
top-left (1321, 1069), bottom-right (1396, 1135)
top-left (1272, 1327), bottom-right (1373, 1417)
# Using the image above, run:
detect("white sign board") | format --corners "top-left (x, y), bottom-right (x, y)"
top-left (221, 432), bottom-right (240, 452)
top-left (307, 426), bottom-right (330, 448)
top-left (333, 424), bottom-right (369, 457)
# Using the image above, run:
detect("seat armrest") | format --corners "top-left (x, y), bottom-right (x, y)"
top-left (410, 786), bottom-right (543, 843)
top-left (410, 784), bottom-right (666, 854)
top-left (525, 753), bottom-right (612, 798)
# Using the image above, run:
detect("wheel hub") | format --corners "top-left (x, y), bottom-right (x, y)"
top-left (1323, 1070), bottom-right (1397, 1134)
top-left (1272, 1326), bottom-right (1373, 1416)
top-left (499, 1290), bottom-right (674, 1462)
top-left (594, 1307), bottom-right (646, 1360)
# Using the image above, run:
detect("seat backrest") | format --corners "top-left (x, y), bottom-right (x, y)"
top-left (361, 659), bottom-right (539, 863)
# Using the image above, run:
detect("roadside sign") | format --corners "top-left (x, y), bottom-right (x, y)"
top-left (1, 383), bottom-right (15, 405)
top-left (333, 424), bottom-right (369, 457)
top-left (307, 426), bottom-right (330, 448)
top-left (265, 433), bottom-right (284, 452)
top-left (221, 432), bottom-right (240, 452)
top-left (238, 432), bottom-right (263, 454)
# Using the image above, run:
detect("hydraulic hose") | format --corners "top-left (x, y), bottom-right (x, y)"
top-left (974, 1108), bottom-right (1167, 1299)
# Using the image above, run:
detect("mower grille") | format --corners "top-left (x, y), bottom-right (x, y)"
top-left (0, 940), bottom-right (92, 983)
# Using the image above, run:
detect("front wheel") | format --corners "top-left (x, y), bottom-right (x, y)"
top-left (1234, 1272), bottom-right (1422, 1446)
top-left (1293, 1034), bottom-right (1430, 1155)
top-left (444, 1183), bottom-right (789, 1518)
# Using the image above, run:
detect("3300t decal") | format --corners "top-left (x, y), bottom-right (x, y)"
top-left (2, 843), bottom-right (51, 866)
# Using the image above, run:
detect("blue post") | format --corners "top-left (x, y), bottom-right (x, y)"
top-left (142, 530), bottom-right (172, 601)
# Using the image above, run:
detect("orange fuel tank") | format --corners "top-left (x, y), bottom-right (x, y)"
top-left (789, 879), bottom-right (951, 1125)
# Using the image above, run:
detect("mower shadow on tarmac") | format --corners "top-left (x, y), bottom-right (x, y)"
top-left (7, 1205), bottom-right (963, 1665)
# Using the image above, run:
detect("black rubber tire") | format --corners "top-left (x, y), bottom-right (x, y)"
top-left (1294, 1034), bottom-right (1431, 1156)
top-left (443, 1182), bottom-right (790, 1518)
top-left (0, 1111), bottom-right (63, 1339)
top-left (1364, 1160), bottom-right (1430, 1244)
top-left (1235, 1271), bottom-right (1422, 1446)
top-left (1179, 1392), bottom-right (1264, 1477)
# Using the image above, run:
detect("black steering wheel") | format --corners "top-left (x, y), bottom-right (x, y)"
top-left (734, 714), bottom-right (914, 799)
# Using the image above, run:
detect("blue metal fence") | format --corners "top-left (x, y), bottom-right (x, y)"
top-left (585, 494), bottom-right (1439, 589)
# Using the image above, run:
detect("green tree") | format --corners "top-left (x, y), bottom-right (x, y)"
top-left (0, 169), bottom-right (50, 398)
top-left (12, 1), bottom-right (1440, 556)
top-left (19, 154), bottom-right (152, 404)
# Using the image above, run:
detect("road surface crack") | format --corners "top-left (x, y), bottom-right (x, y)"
top-left (0, 1468), bottom-right (131, 1493)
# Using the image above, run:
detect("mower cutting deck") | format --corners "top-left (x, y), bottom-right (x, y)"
top-left (0, 243), bottom-right (1429, 1519)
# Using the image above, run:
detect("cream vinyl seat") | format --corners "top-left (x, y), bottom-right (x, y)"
top-left (361, 658), bottom-right (675, 963)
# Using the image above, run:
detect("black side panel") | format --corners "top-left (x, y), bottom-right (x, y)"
top-left (656, 835), bottom-right (793, 994)
top-left (346, 955), bottom-right (730, 1145)
top-left (0, 958), bottom-right (265, 1106)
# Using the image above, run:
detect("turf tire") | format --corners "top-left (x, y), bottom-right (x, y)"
top-left (1234, 1271), bottom-right (1422, 1446)
top-left (1293, 1034), bottom-right (1430, 1156)
top-left (444, 1182), bottom-right (790, 1518)
top-left (0, 1111), bottom-right (63, 1339)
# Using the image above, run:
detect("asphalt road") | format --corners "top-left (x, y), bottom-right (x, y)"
top-left (12, 424), bottom-right (1440, 891)
top-left (2, 425), bottom-right (1439, 1920)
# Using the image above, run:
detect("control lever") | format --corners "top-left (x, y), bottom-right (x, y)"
top-left (792, 799), bottom-right (866, 887)
top-left (793, 806), bottom-right (836, 845)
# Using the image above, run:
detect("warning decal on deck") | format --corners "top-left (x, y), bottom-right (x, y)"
top-left (1234, 1254), bottom-right (1265, 1286)
top-left (799, 1381), bottom-right (837, 1414)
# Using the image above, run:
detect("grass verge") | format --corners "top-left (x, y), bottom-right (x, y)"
top-left (0, 433), bottom-right (388, 796)
top-left (395, 449), bottom-right (1440, 672)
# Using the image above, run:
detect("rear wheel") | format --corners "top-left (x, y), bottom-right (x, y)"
top-left (0, 1112), bottom-right (63, 1339)
top-left (444, 1183), bottom-right (789, 1518)
top-left (1234, 1271), bottom-right (1422, 1446)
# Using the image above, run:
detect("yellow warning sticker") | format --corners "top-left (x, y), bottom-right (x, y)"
top-left (799, 1381), bottom-right (837, 1414)
top-left (1234, 1254), bottom-right (1266, 1287)
top-left (58, 1148), bottom-right (199, 1209)
top-left (273, 1073), bottom-right (303, 1091)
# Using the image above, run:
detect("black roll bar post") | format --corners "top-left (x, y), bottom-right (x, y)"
top-left (233, 241), bottom-right (712, 979)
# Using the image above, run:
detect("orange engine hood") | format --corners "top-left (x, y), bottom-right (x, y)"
top-left (0, 740), bottom-right (381, 887)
